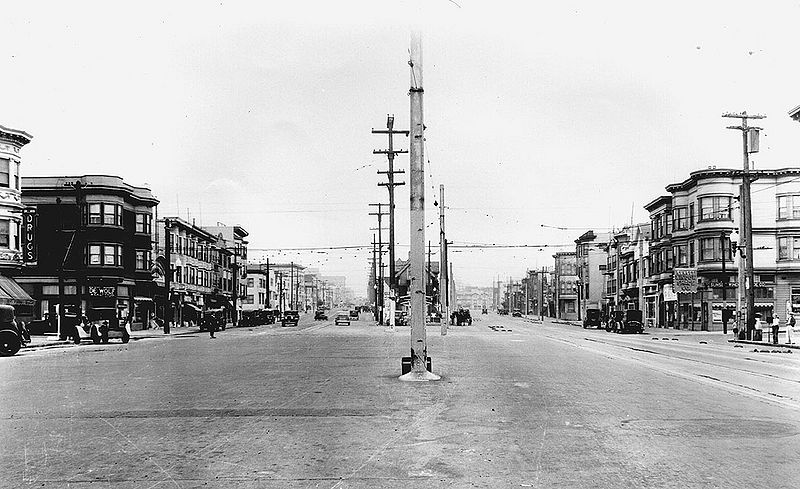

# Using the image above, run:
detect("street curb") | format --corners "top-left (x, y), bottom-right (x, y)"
top-left (729, 339), bottom-right (800, 349)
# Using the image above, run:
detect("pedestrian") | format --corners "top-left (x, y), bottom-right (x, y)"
top-left (753, 314), bottom-right (763, 341)
top-left (208, 313), bottom-right (217, 339)
top-left (788, 313), bottom-right (796, 345)
top-left (771, 315), bottom-right (780, 344)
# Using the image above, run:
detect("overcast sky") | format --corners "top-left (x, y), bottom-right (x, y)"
top-left (3, 1), bottom-right (800, 297)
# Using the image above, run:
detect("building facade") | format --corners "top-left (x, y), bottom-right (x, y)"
top-left (0, 124), bottom-right (35, 318)
top-left (202, 225), bottom-right (248, 324)
top-left (575, 230), bottom-right (611, 320)
top-left (644, 167), bottom-right (800, 331)
top-left (20, 175), bottom-right (158, 329)
top-left (553, 251), bottom-right (578, 320)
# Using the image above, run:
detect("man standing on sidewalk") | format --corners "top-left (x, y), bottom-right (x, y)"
top-left (772, 315), bottom-right (780, 345)
top-left (788, 314), bottom-right (795, 345)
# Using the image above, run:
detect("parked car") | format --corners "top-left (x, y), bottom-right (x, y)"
top-left (200, 308), bottom-right (226, 332)
top-left (0, 305), bottom-right (28, 356)
top-left (583, 308), bottom-right (601, 329)
top-left (314, 310), bottom-right (328, 321)
top-left (349, 309), bottom-right (359, 320)
top-left (428, 311), bottom-right (442, 323)
top-left (84, 307), bottom-right (131, 344)
top-left (281, 310), bottom-right (300, 327)
top-left (512, 309), bottom-right (522, 317)
top-left (482, 307), bottom-right (488, 314)
top-left (334, 311), bottom-right (350, 325)
top-left (618, 309), bottom-right (644, 334)
top-left (395, 311), bottom-right (408, 326)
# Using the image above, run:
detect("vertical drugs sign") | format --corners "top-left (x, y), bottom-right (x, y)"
top-left (22, 208), bottom-right (37, 265)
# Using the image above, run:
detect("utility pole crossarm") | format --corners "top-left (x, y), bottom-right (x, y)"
top-left (378, 182), bottom-right (406, 188)
top-left (373, 149), bottom-right (409, 155)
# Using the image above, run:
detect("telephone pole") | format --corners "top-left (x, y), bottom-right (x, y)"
top-left (369, 203), bottom-right (388, 324)
top-left (373, 115), bottom-right (408, 298)
top-left (724, 111), bottom-right (765, 339)
top-left (439, 184), bottom-right (448, 334)
top-left (401, 29), bottom-right (438, 381)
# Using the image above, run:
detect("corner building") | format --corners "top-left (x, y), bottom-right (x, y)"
top-left (19, 175), bottom-right (158, 329)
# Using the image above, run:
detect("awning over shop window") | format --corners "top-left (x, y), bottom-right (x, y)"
top-left (183, 303), bottom-right (202, 312)
top-left (0, 276), bottom-right (34, 306)
top-left (134, 296), bottom-right (154, 302)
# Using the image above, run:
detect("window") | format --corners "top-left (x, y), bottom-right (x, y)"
top-left (87, 203), bottom-right (122, 226)
top-left (699, 237), bottom-right (730, 262)
top-left (135, 250), bottom-right (152, 271)
top-left (775, 237), bottom-right (800, 261)
top-left (0, 159), bottom-right (8, 188)
top-left (699, 196), bottom-right (732, 221)
top-left (88, 243), bottom-right (122, 267)
top-left (0, 220), bottom-right (8, 248)
top-left (689, 203), bottom-right (694, 228)
top-left (14, 161), bottom-right (19, 190)
top-left (175, 266), bottom-right (182, 283)
top-left (777, 195), bottom-right (800, 220)
top-left (674, 244), bottom-right (688, 267)
top-left (135, 213), bottom-right (152, 234)
top-left (672, 208), bottom-right (688, 231)
top-left (689, 240), bottom-right (696, 266)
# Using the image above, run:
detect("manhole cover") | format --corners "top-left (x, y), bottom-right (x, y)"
top-left (620, 418), bottom-right (798, 439)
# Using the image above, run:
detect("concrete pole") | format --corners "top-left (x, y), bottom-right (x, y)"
top-left (401, 29), bottom-right (438, 381)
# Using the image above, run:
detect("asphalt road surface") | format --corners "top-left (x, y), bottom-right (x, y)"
top-left (2, 312), bottom-right (799, 488)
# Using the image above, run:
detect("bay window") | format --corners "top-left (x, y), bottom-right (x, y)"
top-left (699, 196), bottom-right (732, 221)
top-left (88, 243), bottom-right (123, 267)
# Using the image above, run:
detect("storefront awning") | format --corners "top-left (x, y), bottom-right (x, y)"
top-left (183, 303), bottom-right (202, 312)
top-left (0, 276), bottom-right (34, 306)
top-left (134, 296), bottom-right (154, 302)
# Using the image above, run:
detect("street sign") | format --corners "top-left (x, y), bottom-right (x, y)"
top-left (673, 268), bottom-right (698, 293)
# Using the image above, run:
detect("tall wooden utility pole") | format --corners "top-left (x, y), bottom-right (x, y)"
top-left (164, 219), bottom-right (171, 334)
top-left (439, 184), bottom-right (448, 334)
top-left (369, 203), bottom-right (388, 324)
top-left (724, 111), bottom-right (765, 339)
top-left (373, 115), bottom-right (408, 298)
top-left (401, 29), bottom-right (438, 381)
top-left (371, 234), bottom-right (378, 321)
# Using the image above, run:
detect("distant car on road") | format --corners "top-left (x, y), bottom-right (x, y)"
top-left (451, 308), bottom-right (473, 326)
top-left (334, 311), bottom-right (351, 325)
top-left (314, 310), bottom-right (328, 321)
top-left (281, 310), bottom-right (300, 327)
top-left (349, 309), bottom-right (359, 320)
top-left (512, 309), bottom-right (522, 317)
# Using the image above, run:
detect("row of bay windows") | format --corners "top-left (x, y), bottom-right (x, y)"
top-left (652, 196), bottom-right (734, 240)
top-left (87, 243), bottom-right (152, 270)
top-left (169, 233), bottom-right (233, 267)
top-left (82, 203), bottom-right (153, 234)
top-left (172, 265), bottom-right (232, 291)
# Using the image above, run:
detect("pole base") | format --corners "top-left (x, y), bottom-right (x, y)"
top-left (399, 369), bottom-right (441, 382)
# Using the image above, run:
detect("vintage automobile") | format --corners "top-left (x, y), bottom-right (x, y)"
top-left (482, 307), bottom-right (488, 315)
top-left (451, 308), bottom-right (473, 326)
top-left (314, 310), bottom-right (328, 321)
top-left (618, 309), bottom-right (644, 334)
top-left (428, 311), bottom-right (442, 323)
top-left (512, 309), bottom-right (522, 317)
top-left (349, 309), bottom-right (360, 320)
top-left (583, 308), bottom-right (602, 329)
top-left (0, 305), bottom-right (29, 356)
top-left (200, 308), bottom-right (226, 332)
top-left (281, 310), bottom-right (300, 327)
top-left (334, 311), bottom-right (350, 325)
top-left (84, 307), bottom-right (131, 344)
top-left (606, 310), bottom-right (625, 332)
top-left (395, 311), bottom-right (408, 326)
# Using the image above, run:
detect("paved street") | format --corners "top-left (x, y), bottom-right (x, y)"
top-left (2, 312), bottom-right (799, 488)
